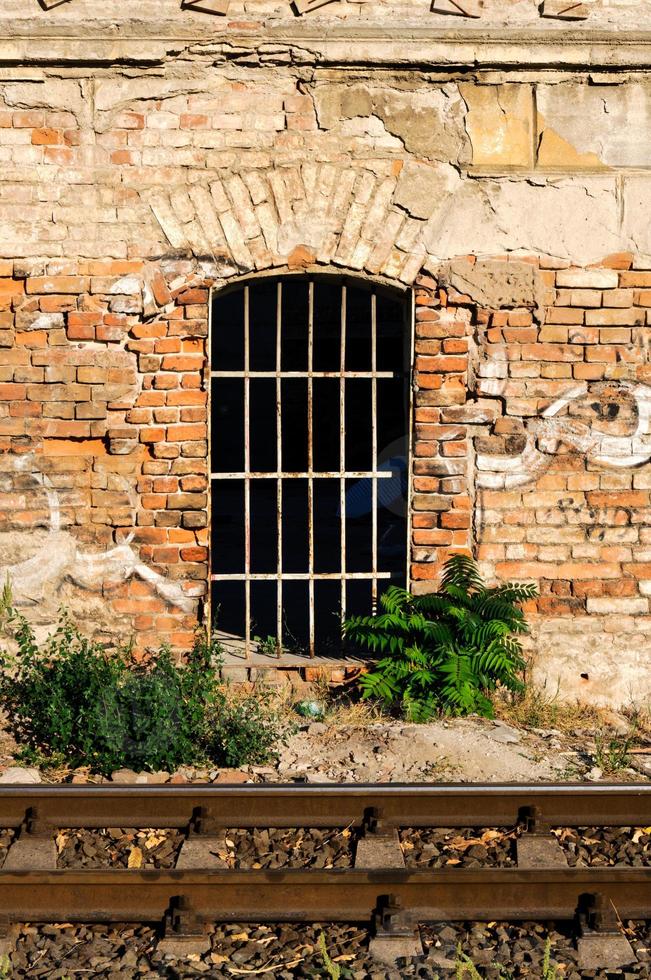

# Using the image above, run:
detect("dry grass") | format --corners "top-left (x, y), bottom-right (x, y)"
top-left (622, 702), bottom-right (651, 740)
top-left (252, 677), bottom-right (387, 731)
top-left (495, 684), bottom-right (606, 735)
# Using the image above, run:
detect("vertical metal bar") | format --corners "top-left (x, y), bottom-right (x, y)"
top-left (206, 286), bottom-right (214, 645)
top-left (307, 279), bottom-right (315, 658)
top-left (371, 289), bottom-right (378, 613)
top-left (276, 280), bottom-right (283, 657)
top-left (405, 287), bottom-right (415, 593)
top-left (244, 285), bottom-right (251, 659)
top-left (339, 283), bottom-right (347, 638)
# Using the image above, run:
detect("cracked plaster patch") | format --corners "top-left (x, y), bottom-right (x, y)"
top-left (424, 176), bottom-right (623, 266)
top-left (461, 82), bottom-right (534, 170)
top-left (436, 258), bottom-right (547, 309)
top-left (394, 160), bottom-right (460, 220)
top-left (313, 83), bottom-right (468, 164)
top-left (537, 82), bottom-right (651, 170)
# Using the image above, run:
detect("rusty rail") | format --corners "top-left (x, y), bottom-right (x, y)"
top-left (0, 782), bottom-right (649, 829)
top-left (0, 867), bottom-right (649, 924)
top-left (0, 782), bottom-right (649, 964)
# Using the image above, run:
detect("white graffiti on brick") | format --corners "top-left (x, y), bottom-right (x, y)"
top-left (1, 457), bottom-right (201, 614)
top-left (476, 382), bottom-right (651, 490)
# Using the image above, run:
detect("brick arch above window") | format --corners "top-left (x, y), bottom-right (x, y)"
top-left (143, 162), bottom-right (457, 287)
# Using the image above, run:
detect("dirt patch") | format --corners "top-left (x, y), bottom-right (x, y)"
top-left (272, 716), bottom-right (580, 784)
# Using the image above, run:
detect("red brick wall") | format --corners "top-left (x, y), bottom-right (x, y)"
top-left (0, 261), bottom-right (209, 649)
top-left (407, 254), bottom-right (651, 701)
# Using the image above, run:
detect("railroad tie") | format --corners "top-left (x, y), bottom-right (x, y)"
top-left (175, 805), bottom-right (229, 870)
top-left (576, 892), bottom-right (637, 971)
top-left (3, 807), bottom-right (56, 872)
top-left (516, 805), bottom-right (569, 869)
top-left (355, 807), bottom-right (424, 967)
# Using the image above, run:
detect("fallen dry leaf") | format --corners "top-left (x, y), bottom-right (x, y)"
top-left (127, 846), bottom-right (143, 869)
top-left (448, 836), bottom-right (481, 852)
top-left (481, 830), bottom-right (503, 844)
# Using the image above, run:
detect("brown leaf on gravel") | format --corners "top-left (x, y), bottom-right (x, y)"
top-left (127, 846), bottom-right (143, 868)
top-left (481, 830), bottom-right (505, 844)
top-left (448, 836), bottom-right (482, 851)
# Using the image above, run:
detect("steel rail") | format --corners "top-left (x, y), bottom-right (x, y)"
top-left (0, 868), bottom-right (649, 925)
top-left (0, 783), bottom-right (649, 829)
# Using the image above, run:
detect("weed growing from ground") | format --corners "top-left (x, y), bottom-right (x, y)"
top-left (207, 689), bottom-right (290, 768)
top-left (594, 731), bottom-right (634, 774)
top-left (317, 932), bottom-right (341, 979)
top-left (454, 937), bottom-right (560, 979)
top-left (0, 609), bottom-right (286, 775)
top-left (345, 555), bottom-right (537, 721)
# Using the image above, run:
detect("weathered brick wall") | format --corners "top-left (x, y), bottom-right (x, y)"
top-left (445, 258), bottom-right (651, 703)
top-left (1, 0), bottom-right (651, 701)
top-left (0, 262), bottom-right (209, 646)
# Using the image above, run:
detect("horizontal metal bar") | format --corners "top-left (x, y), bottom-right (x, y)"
top-left (0, 868), bottom-right (650, 925)
top-left (211, 471), bottom-right (394, 480)
top-left (0, 784), bottom-right (650, 830)
top-left (211, 371), bottom-right (398, 379)
top-left (211, 572), bottom-right (393, 582)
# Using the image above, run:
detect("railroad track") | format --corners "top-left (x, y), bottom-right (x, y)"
top-left (0, 782), bottom-right (649, 970)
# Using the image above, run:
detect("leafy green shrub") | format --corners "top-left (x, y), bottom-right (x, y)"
top-left (344, 555), bottom-right (537, 721)
top-left (0, 611), bottom-right (223, 775)
top-left (0, 608), bottom-right (290, 775)
top-left (207, 691), bottom-right (288, 768)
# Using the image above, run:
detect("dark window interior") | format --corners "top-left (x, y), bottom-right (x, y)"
top-left (211, 276), bottom-right (411, 655)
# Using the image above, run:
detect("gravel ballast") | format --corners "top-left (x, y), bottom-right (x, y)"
top-left (215, 826), bottom-right (356, 869)
top-left (2, 919), bottom-right (651, 978)
top-left (553, 826), bottom-right (651, 866)
top-left (56, 828), bottom-right (185, 869)
top-left (399, 827), bottom-right (517, 868)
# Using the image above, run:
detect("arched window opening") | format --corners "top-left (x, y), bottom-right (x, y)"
top-left (210, 274), bottom-right (413, 657)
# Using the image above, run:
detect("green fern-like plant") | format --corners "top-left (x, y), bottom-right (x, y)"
top-left (344, 554), bottom-right (537, 721)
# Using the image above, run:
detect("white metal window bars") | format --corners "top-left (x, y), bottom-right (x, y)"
top-left (210, 276), bottom-right (411, 659)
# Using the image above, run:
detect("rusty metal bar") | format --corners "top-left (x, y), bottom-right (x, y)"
top-left (405, 288), bottom-right (416, 592)
top-left (340, 283), bottom-right (347, 632)
top-left (0, 784), bottom-right (650, 831)
top-left (211, 572), bottom-right (395, 582)
top-left (371, 289), bottom-right (378, 614)
top-left (1, 867), bottom-right (651, 926)
top-left (243, 284), bottom-right (251, 659)
top-left (307, 279), bottom-right (315, 658)
top-left (211, 471), bottom-right (394, 480)
top-left (211, 371), bottom-right (396, 379)
top-left (276, 280), bottom-right (283, 655)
